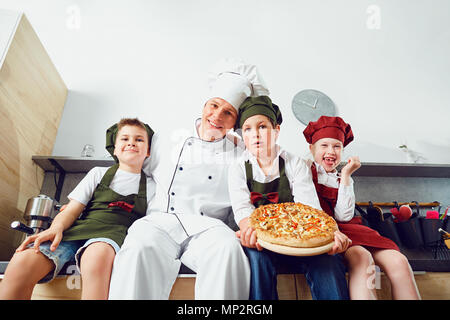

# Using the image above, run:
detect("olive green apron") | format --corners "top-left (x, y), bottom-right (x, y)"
top-left (245, 157), bottom-right (294, 207)
top-left (62, 164), bottom-right (147, 247)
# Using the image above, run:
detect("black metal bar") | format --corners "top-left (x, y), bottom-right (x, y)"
top-left (49, 159), bottom-right (66, 202)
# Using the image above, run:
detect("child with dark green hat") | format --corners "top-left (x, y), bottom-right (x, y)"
top-left (229, 96), bottom-right (350, 300)
top-left (0, 118), bottom-right (156, 300)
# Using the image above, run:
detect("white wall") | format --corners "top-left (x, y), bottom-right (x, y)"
top-left (2, 0), bottom-right (450, 164)
top-left (0, 10), bottom-right (20, 67)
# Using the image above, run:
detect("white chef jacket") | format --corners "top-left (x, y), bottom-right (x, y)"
top-left (142, 119), bottom-right (244, 240)
top-left (228, 146), bottom-right (322, 226)
top-left (109, 120), bottom-right (250, 300)
top-left (307, 158), bottom-right (355, 222)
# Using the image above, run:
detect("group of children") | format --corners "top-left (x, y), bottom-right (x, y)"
top-left (231, 96), bottom-right (420, 300)
top-left (0, 98), bottom-right (420, 300)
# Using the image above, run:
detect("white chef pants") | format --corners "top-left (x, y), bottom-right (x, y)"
top-left (108, 216), bottom-right (250, 300)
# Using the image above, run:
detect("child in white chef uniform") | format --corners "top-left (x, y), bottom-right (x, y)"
top-left (0, 118), bottom-right (156, 300)
top-left (228, 96), bottom-right (352, 300)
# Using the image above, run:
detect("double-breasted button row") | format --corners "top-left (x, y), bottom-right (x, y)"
top-left (176, 166), bottom-right (212, 180)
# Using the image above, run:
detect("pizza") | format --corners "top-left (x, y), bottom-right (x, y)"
top-left (250, 202), bottom-right (338, 248)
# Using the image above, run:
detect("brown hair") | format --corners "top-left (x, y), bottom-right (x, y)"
top-left (117, 117), bottom-right (147, 132)
top-left (116, 118), bottom-right (150, 152)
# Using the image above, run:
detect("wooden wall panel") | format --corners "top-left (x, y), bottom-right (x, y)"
top-left (0, 13), bottom-right (67, 260)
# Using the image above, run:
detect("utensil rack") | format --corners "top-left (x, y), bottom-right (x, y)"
top-left (356, 201), bottom-right (440, 207)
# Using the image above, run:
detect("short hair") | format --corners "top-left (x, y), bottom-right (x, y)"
top-left (117, 118), bottom-right (147, 133)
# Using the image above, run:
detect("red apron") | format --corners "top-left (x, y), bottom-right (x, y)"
top-left (311, 163), bottom-right (399, 251)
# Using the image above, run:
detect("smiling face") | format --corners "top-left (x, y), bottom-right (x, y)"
top-left (114, 125), bottom-right (150, 172)
top-left (200, 98), bottom-right (238, 141)
top-left (309, 137), bottom-right (343, 173)
top-left (242, 114), bottom-right (279, 159)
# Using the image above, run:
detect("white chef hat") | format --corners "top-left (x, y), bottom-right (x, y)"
top-left (206, 58), bottom-right (270, 110)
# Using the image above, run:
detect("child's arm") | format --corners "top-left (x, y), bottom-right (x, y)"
top-left (328, 230), bottom-right (352, 255)
top-left (291, 156), bottom-right (322, 210)
top-left (16, 200), bottom-right (85, 253)
top-left (340, 156), bottom-right (361, 186)
top-left (335, 156), bottom-right (361, 222)
top-left (235, 218), bottom-right (262, 251)
top-left (228, 161), bottom-right (262, 251)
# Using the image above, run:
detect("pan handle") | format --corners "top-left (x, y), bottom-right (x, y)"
top-left (11, 221), bottom-right (34, 235)
top-left (393, 201), bottom-right (400, 210)
top-left (355, 204), bottom-right (368, 219)
top-left (412, 200), bottom-right (420, 218)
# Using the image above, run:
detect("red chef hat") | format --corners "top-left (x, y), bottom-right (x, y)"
top-left (303, 116), bottom-right (354, 147)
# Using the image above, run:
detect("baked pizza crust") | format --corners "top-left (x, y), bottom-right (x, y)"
top-left (256, 230), bottom-right (334, 248)
top-left (250, 202), bottom-right (338, 248)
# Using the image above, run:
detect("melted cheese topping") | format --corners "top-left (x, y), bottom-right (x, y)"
top-left (253, 202), bottom-right (336, 239)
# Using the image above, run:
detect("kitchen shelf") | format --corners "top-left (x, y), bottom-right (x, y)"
top-left (32, 155), bottom-right (114, 202)
top-left (32, 156), bottom-right (450, 178)
top-left (350, 162), bottom-right (450, 178)
top-left (32, 155), bottom-right (114, 173)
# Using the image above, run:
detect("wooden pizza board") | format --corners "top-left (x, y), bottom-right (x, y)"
top-left (257, 239), bottom-right (334, 256)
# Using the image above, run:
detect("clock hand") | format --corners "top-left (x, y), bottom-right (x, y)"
top-left (298, 99), bottom-right (315, 108)
top-left (312, 98), bottom-right (318, 109)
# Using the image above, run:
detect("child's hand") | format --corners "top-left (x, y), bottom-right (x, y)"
top-left (328, 230), bottom-right (352, 255)
top-left (16, 224), bottom-right (64, 253)
top-left (236, 218), bottom-right (263, 251)
top-left (341, 156), bottom-right (361, 177)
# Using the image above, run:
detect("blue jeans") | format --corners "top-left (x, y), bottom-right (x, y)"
top-left (28, 238), bottom-right (120, 283)
top-left (244, 247), bottom-right (349, 300)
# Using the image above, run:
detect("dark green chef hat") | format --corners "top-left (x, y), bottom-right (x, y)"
top-left (236, 95), bottom-right (283, 129)
top-left (106, 119), bottom-right (154, 163)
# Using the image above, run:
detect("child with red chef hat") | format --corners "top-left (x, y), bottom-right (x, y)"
top-left (303, 115), bottom-right (420, 300)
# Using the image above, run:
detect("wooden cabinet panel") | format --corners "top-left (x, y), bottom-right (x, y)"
top-left (0, 13), bottom-right (67, 260)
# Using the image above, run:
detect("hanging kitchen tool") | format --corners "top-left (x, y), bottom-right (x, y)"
top-left (366, 201), bottom-right (402, 246)
top-left (438, 228), bottom-right (450, 249)
top-left (396, 201), bottom-right (424, 249)
top-left (356, 201), bottom-right (440, 207)
top-left (10, 194), bottom-right (61, 235)
top-left (355, 204), bottom-right (370, 226)
top-left (390, 201), bottom-right (400, 220)
top-left (421, 200), bottom-right (445, 247)
top-left (439, 205), bottom-right (449, 220)
top-left (367, 201), bottom-right (385, 221)
top-left (398, 204), bottom-right (413, 222)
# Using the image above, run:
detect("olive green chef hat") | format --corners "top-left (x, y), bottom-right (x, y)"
top-left (236, 95), bottom-right (283, 129)
top-left (105, 120), bottom-right (154, 163)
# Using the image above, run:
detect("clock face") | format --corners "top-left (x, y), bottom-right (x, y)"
top-left (292, 89), bottom-right (336, 125)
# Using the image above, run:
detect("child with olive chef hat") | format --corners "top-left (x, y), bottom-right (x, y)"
top-left (0, 118), bottom-right (156, 300)
top-left (228, 96), bottom-right (351, 300)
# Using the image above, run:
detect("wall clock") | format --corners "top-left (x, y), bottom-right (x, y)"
top-left (292, 89), bottom-right (337, 125)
